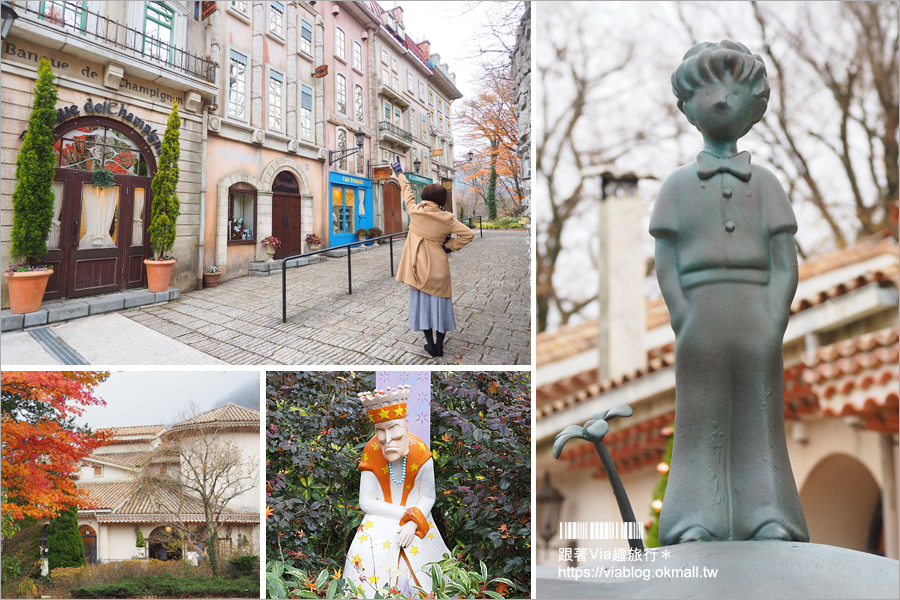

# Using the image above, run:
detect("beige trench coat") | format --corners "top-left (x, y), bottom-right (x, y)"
top-left (394, 173), bottom-right (474, 298)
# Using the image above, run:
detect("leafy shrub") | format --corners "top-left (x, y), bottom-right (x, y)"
top-left (68, 574), bottom-right (259, 598)
top-left (48, 506), bottom-right (84, 571)
top-left (265, 371), bottom-right (531, 598)
top-left (45, 559), bottom-right (218, 597)
top-left (228, 555), bottom-right (259, 578)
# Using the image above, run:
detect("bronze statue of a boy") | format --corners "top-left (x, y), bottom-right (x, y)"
top-left (649, 41), bottom-right (809, 545)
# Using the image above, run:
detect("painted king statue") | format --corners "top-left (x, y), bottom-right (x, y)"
top-left (344, 385), bottom-right (451, 598)
top-left (649, 41), bottom-right (810, 545)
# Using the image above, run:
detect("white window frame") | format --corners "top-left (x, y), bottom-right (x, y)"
top-left (428, 90), bottom-right (433, 106)
top-left (410, 108), bottom-right (416, 137)
top-left (355, 84), bottom-right (364, 123)
top-left (300, 19), bottom-right (313, 56)
top-left (335, 26), bottom-right (346, 62)
top-left (419, 81), bottom-right (426, 101)
top-left (383, 101), bottom-right (392, 123)
top-left (391, 56), bottom-right (399, 73)
top-left (392, 74), bottom-right (400, 93)
top-left (407, 70), bottom-right (414, 92)
top-left (227, 48), bottom-right (249, 122)
top-left (381, 66), bottom-right (390, 87)
top-left (267, 67), bottom-right (285, 132)
top-left (93, 465), bottom-right (103, 477)
top-left (421, 114), bottom-right (427, 141)
top-left (300, 83), bottom-right (313, 141)
top-left (336, 73), bottom-right (347, 115)
top-left (352, 41), bottom-right (363, 73)
top-left (268, 1), bottom-right (284, 40)
top-left (227, 0), bottom-right (250, 24)
top-left (381, 48), bottom-right (389, 64)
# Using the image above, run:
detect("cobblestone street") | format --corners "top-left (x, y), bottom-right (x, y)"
top-left (123, 230), bottom-right (531, 365)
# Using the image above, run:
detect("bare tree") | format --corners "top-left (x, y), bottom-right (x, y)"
top-left (136, 404), bottom-right (259, 577)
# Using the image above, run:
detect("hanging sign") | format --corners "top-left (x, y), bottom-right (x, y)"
top-left (201, 1), bottom-right (216, 20)
top-left (372, 167), bottom-right (392, 181)
top-left (313, 65), bottom-right (328, 78)
top-left (431, 149), bottom-right (444, 157)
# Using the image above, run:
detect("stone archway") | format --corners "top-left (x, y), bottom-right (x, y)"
top-left (799, 453), bottom-right (882, 553)
top-left (79, 525), bottom-right (97, 564)
top-left (216, 171), bottom-right (264, 267)
top-left (260, 158), bottom-right (314, 255)
top-left (147, 526), bottom-right (182, 561)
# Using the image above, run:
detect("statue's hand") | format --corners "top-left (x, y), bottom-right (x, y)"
top-left (397, 521), bottom-right (417, 548)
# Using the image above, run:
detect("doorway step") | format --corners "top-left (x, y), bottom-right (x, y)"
top-left (249, 255), bottom-right (327, 277)
top-left (1, 287), bottom-right (180, 332)
top-left (324, 243), bottom-right (381, 258)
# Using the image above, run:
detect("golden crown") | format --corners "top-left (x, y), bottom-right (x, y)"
top-left (358, 385), bottom-right (411, 412)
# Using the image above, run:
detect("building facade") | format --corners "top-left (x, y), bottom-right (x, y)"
top-left (73, 403), bottom-right (261, 564)
top-left (1, 0), bottom-right (216, 307)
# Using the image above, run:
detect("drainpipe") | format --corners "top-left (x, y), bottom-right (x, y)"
top-left (198, 102), bottom-right (210, 289)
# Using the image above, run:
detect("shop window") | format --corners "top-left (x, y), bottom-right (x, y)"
top-left (336, 74), bottom-right (347, 115)
top-left (54, 125), bottom-right (147, 176)
top-left (353, 41), bottom-right (363, 72)
top-left (39, 1), bottom-right (87, 33)
top-left (335, 27), bottom-right (346, 61)
top-left (332, 186), bottom-right (356, 234)
top-left (355, 84), bottom-right (364, 123)
top-left (300, 20), bottom-right (312, 55)
top-left (228, 50), bottom-right (248, 119)
top-left (228, 185), bottom-right (256, 243)
top-left (300, 85), bottom-right (312, 140)
top-left (269, 1), bottom-right (283, 38)
top-left (268, 69), bottom-right (284, 131)
top-left (144, 2), bottom-right (175, 64)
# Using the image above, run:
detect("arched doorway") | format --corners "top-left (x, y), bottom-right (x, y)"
top-left (383, 180), bottom-right (402, 235)
top-left (79, 525), bottom-right (97, 564)
top-left (42, 117), bottom-right (157, 300)
top-left (271, 171), bottom-right (302, 259)
top-left (800, 453), bottom-right (883, 554)
top-left (148, 525), bottom-right (182, 561)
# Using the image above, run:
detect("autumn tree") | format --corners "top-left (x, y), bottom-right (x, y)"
top-left (0, 372), bottom-right (110, 536)
top-left (136, 403), bottom-right (259, 577)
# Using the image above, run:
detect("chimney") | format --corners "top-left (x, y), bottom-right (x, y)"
top-left (596, 171), bottom-right (647, 380)
top-left (417, 39), bottom-right (431, 61)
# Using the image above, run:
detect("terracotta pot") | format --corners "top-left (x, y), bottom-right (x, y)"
top-left (5, 269), bottom-right (52, 314)
top-left (144, 259), bottom-right (176, 293)
top-left (203, 271), bottom-right (221, 288)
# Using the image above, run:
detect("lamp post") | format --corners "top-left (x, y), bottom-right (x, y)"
top-left (413, 158), bottom-right (421, 174)
top-left (453, 150), bottom-right (474, 167)
top-left (328, 131), bottom-right (366, 166)
top-left (1, 2), bottom-right (18, 40)
top-left (536, 472), bottom-right (564, 552)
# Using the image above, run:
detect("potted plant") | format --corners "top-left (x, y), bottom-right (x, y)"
top-left (5, 59), bottom-right (58, 314)
top-left (366, 227), bottom-right (383, 246)
top-left (306, 233), bottom-right (323, 252)
top-left (135, 528), bottom-right (147, 559)
top-left (356, 228), bottom-right (368, 244)
top-left (203, 265), bottom-right (221, 288)
top-left (261, 236), bottom-right (281, 262)
top-left (144, 98), bottom-right (181, 293)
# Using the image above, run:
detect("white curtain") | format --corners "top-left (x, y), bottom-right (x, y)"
top-left (132, 187), bottom-right (145, 246)
top-left (358, 189), bottom-right (365, 216)
top-left (79, 184), bottom-right (118, 249)
top-left (47, 180), bottom-right (65, 250)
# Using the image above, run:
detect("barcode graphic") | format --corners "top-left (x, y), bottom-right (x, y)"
top-left (559, 521), bottom-right (643, 540)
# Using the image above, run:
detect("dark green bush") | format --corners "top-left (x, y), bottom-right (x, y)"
top-left (68, 575), bottom-right (259, 598)
top-left (265, 371), bottom-right (531, 598)
top-left (228, 555), bottom-right (259, 578)
top-left (48, 505), bottom-right (84, 571)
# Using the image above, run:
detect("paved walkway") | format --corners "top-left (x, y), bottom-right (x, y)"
top-left (124, 230), bottom-right (531, 365)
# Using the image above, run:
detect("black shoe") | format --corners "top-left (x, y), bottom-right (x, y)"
top-left (424, 343), bottom-right (439, 357)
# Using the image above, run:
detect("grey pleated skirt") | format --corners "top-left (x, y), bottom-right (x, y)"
top-left (408, 287), bottom-right (457, 332)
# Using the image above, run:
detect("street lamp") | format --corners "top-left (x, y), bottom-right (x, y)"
top-left (413, 158), bottom-right (421, 174)
top-left (453, 150), bottom-right (474, 167)
top-left (536, 472), bottom-right (564, 546)
top-left (328, 131), bottom-right (366, 166)
top-left (1, 2), bottom-right (18, 40)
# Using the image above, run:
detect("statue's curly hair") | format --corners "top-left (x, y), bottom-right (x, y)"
top-left (672, 40), bottom-right (770, 126)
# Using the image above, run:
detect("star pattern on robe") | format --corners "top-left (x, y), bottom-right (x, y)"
top-left (428, 532), bottom-right (434, 540)
top-left (364, 520), bottom-right (374, 530)
top-left (352, 553), bottom-right (362, 566)
top-left (380, 465), bottom-right (390, 475)
top-left (417, 440), bottom-right (427, 450)
top-left (363, 452), bottom-right (369, 462)
top-left (373, 440), bottom-right (380, 449)
top-left (359, 535), bottom-right (369, 542)
top-left (410, 462), bottom-right (420, 472)
top-left (405, 484), bottom-right (412, 491)
top-left (382, 540), bottom-right (391, 549)
top-left (409, 547), bottom-right (419, 556)
top-left (428, 520), bottom-right (434, 528)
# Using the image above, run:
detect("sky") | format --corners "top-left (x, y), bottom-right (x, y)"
top-left (386, 1), bottom-right (523, 158)
top-left (74, 371), bottom-right (261, 429)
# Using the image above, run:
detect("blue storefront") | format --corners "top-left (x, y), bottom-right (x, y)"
top-left (329, 172), bottom-right (374, 247)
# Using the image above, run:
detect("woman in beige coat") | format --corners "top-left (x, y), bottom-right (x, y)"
top-left (392, 159), bottom-right (474, 357)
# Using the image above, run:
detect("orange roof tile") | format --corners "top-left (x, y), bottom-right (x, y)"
top-left (97, 425), bottom-right (167, 438)
top-left (170, 403), bottom-right (260, 431)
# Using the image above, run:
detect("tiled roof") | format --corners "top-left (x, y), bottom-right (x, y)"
top-left (86, 452), bottom-right (151, 470)
top-left (170, 403), bottom-right (260, 430)
top-left (79, 481), bottom-right (259, 524)
top-left (365, 1), bottom-right (433, 73)
top-left (97, 425), bottom-right (167, 438)
top-left (536, 238), bottom-right (900, 368)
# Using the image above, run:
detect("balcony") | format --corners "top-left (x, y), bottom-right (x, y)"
top-left (377, 81), bottom-right (410, 109)
top-left (378, 121), bottom-right (413, 150)
top-left (12, 2), bottom-right (217, 87)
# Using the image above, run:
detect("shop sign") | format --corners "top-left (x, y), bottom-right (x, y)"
top-left (372, 167), bottom-right (392, 181)
top-left (341, 175), bottom-right (367, 186)
top-left (442, 181), bottom-right (453, 190)
top-left (431, 149), bottom-right (444, 157)
top-left (201, 1), bottom-right (217, 20)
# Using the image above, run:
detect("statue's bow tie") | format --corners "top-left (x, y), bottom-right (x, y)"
top-left (696, 151), bottom-right (752, 181)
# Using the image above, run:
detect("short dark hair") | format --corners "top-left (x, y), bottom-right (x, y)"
top-left (672, 40), bottom-right (770, 126)
top-left (422, 183), bottom-right (447, 207)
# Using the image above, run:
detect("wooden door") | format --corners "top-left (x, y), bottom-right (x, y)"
top-left (383, 180), bottom-right (402, 235)
top-left (273, 194), bottom-right (302, 259)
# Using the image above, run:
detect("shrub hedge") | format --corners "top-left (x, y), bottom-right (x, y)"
top-left (68, 574), bottom-right (258, 598)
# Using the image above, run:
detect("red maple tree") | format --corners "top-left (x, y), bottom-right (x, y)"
top-left (1, 371), bottom-right (111, 528)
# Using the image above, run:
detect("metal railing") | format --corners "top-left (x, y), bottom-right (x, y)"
top-left (280, 217), bottom-right (484, 323)
top-left (378, 121), bottom-right (414, 143)
top-left (462, 216), bottom-right (483, 237)
top-left (18, 3), bottom-right (218, 83)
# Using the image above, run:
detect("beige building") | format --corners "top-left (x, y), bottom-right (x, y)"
top-left (535, 187), bottom-right (899, 564)
top-left (0, 0), bottom-right (216, 307)
top-left (73, 403), bottom-right (260, 564)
